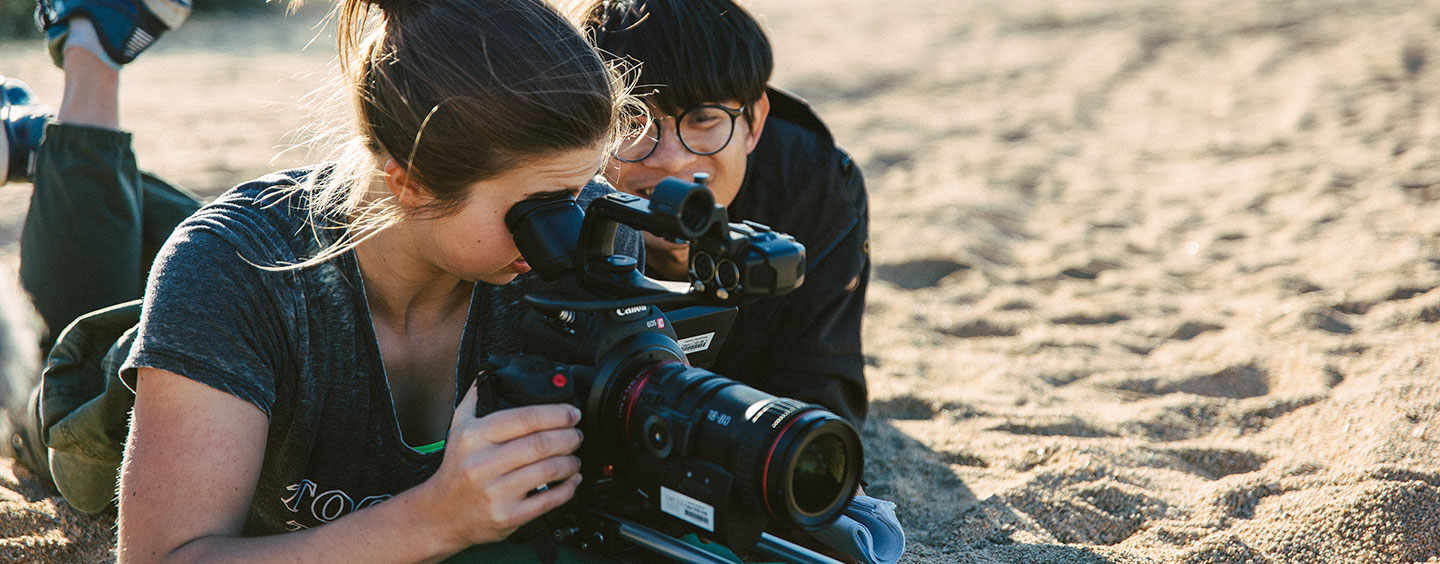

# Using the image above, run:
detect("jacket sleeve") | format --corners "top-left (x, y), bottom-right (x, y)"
top-left (720, 154), bottom-right (871, 428)
top-left (767, 206), bottom-right (870, 427)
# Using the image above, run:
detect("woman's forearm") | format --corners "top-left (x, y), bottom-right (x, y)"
top-left (121, 485), bottom-right (466, 564)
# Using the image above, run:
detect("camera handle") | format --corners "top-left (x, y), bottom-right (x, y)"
top-left (583, 509), bottom-right (846, 564)
top-left (754, 532), bottom-right (849, 564)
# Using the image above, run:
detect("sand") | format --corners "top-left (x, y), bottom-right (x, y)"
top-left (2, 0), bottom-right (1440, 562)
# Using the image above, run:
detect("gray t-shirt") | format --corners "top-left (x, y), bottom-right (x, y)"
top-left (121, 167), bottom-right (637, 535)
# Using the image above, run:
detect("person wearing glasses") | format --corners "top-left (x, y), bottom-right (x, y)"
top-left (581, 0), bottom-right (872, 428)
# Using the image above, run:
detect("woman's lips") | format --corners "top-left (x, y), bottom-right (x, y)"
top-left (510, 258), bottom-right (532, 274)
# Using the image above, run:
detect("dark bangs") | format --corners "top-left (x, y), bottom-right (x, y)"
top-left (584, 0), bottom-right (772, 119)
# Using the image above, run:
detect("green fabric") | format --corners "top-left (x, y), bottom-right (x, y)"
top-left (413, 439), bottom-right (446, 454)
top-left (40, 300), bottom-right (143, 513)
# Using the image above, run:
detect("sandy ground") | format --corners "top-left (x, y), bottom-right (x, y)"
top-left (4, 0), bottom-right (1440, 562)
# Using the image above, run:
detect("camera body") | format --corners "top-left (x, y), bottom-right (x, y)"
top-left (478, 175), bottom-right (863, 553)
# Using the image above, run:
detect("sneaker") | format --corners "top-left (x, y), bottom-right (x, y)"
top-left (34, 0), bottom-right (191, 67)
top-left (1, 76), bottom-right (54, 185)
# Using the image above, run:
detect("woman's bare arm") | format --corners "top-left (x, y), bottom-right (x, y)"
top-left (117, 367), bottom-right (584, 564)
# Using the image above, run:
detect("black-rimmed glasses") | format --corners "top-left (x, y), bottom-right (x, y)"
top-left (615, 104), bottom-right (746, 163)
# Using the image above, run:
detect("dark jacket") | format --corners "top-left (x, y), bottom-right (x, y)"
top-left (711, 87), bottom-right (870, 427)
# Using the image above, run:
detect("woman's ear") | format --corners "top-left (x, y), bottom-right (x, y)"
top-left (743, 91), bottom-right (771, 154)
top-left (382, 158), bottom-right (436, 208)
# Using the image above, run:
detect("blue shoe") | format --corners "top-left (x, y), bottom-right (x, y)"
top-left (35, 0), bottom-right (191, 67)
top-left (2, 77), bottom-right (55, 185)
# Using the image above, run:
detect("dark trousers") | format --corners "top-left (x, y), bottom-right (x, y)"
top-left (8, 122), bottom-right (199, 511)
top-left (21, 123), bottom-right (200, 351)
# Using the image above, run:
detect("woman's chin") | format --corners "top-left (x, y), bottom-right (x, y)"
top-left (478, 272), bottom-right (521, 286)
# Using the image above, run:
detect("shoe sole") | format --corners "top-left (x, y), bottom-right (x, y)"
top-left (142, 0), bottom-right (189, 32)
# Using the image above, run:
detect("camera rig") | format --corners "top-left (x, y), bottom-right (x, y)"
top-left (478, 174), bottom-right (864, 564)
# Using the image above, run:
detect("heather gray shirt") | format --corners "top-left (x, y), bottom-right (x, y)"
top-left (121, 167), bottom-right (638, 535)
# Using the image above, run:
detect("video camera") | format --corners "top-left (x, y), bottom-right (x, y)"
top-left (477, 174), bottom-right (864, 563)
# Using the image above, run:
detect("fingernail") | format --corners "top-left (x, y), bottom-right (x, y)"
top-left (568, 406), bottom-right (582, 423)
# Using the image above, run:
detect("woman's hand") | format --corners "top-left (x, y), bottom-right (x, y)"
top-left (418, 383), bottom-right (585, 549)
top-left (118, 372), bottom-right (583, 564)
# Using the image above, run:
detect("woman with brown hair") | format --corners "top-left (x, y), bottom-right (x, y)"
top-left (57, 0), bottom-right (634, 561)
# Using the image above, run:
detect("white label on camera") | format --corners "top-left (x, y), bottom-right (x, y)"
top-left (678, 332), bottom-right (716, 354)
top-left (660, 486), bottom-right (715, 532)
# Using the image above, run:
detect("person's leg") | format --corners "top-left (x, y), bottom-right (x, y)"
top-left (9, 37), bottom-right (199, 489)
top-left (6, 0), bottom-right (198, 502)
top-left (19, 44), bottom-right (142, 350)
top-left (19, 36), bottom-right (201, 352)
top-left (139, 171), bottom-right (202, 279)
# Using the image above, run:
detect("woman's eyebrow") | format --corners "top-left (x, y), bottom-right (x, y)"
top-left (524, 187), bottom-right (582, 200)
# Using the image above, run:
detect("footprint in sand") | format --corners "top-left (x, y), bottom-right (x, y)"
top-left (1003, 477), bottom-right (1166, 546)
top-left (1164, 447), bottom-right (1270, 480)
top-left (874, 257), bottom-right (970, 290)
top-left (1120, 394), bottom-right (1326, 442)
top-left (937, 319), bottom-right (1019, 338)
top-left (1102, 364), bottom-right (1272, 399)
top-left (870, 394), bottom-right (937, 420)
top-left (1051, 312), bottom-right (1131, 325)
top-left (1166, 320), bottom-right (1224, 341)
top-left (989, 417), bottom-right (1117, 438)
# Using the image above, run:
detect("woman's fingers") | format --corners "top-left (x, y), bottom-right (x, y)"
top-left (439, 384), bottom-right (587, 536)
top-left (489, 447), bottom-right (583, 496)
top-left (448, 385), bottom-right (584, 489)
top-left (455, 382), bottom-right (582, 445)
top-left (474, 424), bottom-right (585, 484)
top-left (505, 474), bottom-right (583, 528)
top-left (483, 404), bottom-right (582, 444)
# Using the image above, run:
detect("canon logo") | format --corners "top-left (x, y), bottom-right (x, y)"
top-left (615, 305), bottom-right (648, 317)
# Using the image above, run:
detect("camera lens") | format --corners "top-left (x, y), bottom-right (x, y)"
top-left (679, 194), bottom-right (713, 237)
top-left (762, 410), bottom-right (862, 529)
top-left (598, 359), bottom-right (863, 541)
top-left (790, 433), bottom-right (848, 514)
top-left (650, 178), bottom-right (716, 239)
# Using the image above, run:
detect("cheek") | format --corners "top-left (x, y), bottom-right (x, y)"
top-left (605, 160), bottom-right (644, 190)
top-left (704, 155), bottom-right (746, 206)
top-left (603, 160), bottom-right (624, 182)
top-left (444, 205), bottom-right (517, 259)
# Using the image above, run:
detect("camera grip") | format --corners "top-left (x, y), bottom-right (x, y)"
top-left (475, 355), bottom-right (581, 417)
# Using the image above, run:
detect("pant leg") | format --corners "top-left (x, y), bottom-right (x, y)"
top-left (140, 170), bottom-right (203, 278)
top-left (10, 122), bottom-right (199, 504)
top-left (19, 122), bottom-right (199, 349)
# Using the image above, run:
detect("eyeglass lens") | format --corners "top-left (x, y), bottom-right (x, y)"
top-left (615, 106), bottom-right (739, 162)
